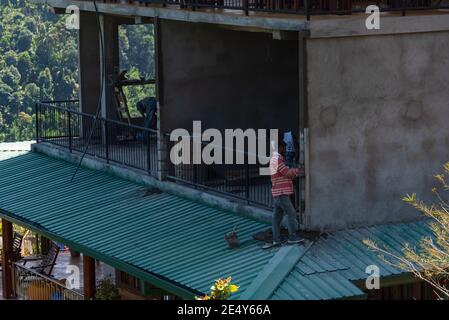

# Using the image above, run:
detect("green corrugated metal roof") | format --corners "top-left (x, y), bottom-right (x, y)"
top-left (0, 150), bottom-right (435, 300)
top-left (241, 245), bottom-right (310, 299)
top-left (271, 271), bottom-right (364, 300)
top-left (269, 219), bottom-right (434, 300)
top-left (0, 152), bottom-right (274, 298)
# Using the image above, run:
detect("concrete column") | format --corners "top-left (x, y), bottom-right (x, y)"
top-left (1, 219), bottom-right (14, 299)
top-left (78, 11), bottom-right (102, 141)
top-left (79, 13), bottom-right (119, 145)
top-left (78, 12), bottom-right (101, 115)
top-left (83, 254), bottom-right (96, 300)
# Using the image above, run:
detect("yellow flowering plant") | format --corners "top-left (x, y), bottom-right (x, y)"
top-left (196, 277), bottom-right (239, 300)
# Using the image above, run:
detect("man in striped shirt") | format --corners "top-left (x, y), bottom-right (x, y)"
top-left (263, 139), bottom-right (303, 249)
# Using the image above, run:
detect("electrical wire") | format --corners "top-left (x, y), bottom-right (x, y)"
top-left (71, 0), bottom-right (105, 181)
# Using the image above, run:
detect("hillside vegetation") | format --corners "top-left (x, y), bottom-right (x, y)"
top-left (0, 0), bottom-right (154, 142)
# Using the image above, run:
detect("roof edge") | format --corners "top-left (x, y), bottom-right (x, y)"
top-left (241, 243), bottom-right (312, 300)
top-left (31, 142), bottom-right (272, 224)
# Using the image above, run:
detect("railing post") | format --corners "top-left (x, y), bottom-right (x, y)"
top-left (104, 119), bottom-right (109, 163)
top-left (243, 0), bottom-right (249, 15)
top-left (245, 163), bottom-right (250, 204)
top-left (35, 103), bottom-right (40, 142)
top-left (193, 163), bottom-right (198, 185)
top-left (67, 110), bottom-right (72, 152)
top-left (147, 132), bottom-right (152, 174)
top-left (305, 0), bottom-right (310, 21)
top-left (402, 0), bottom-right (406, 16)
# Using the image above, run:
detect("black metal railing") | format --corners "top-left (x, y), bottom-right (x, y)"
top-left (85, 0), bottom-right (449, 18)
top-left (165, 135), bottom-right (301, 209)
top-left (35, 101), bottom-right (158, 176)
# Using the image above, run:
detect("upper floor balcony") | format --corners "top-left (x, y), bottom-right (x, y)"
top-left (68, 0), bottom-right (449, 18)
top-left (34, 101), bottom-right (300, 212)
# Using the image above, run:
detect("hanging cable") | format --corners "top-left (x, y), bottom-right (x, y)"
top-left (71, 0), bottom-right (105, 181)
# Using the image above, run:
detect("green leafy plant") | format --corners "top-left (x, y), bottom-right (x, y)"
top-left (95, 276), bottom-right (121, 300)
top-left (364, 162), bottom-right (449, 299)
top-left (196, 277), bottom-right (239, 300)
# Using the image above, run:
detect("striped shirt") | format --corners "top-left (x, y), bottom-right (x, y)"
top-left (270, 152), bottom-right (300, 197)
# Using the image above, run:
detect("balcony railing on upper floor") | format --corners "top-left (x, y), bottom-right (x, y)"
top-left (35, 101), bottom-right (158, 176)
top-left (165, 133), bottom-right (304, 210)
top-left (165, 134), bottom-right (295, 209)
top-left (81, 0), bottom-right (449, 18)
top-left (35, 101), bottom-right (302, 211)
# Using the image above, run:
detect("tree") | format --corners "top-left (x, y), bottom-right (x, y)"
top-left (4, 50), bottom-right (17, 65)
top-left (0, 83), bottom-right (13, 106)
top-left (22, 83), bottom-right (40, 113)
top-left (37, 67), bottom-right (53, 100)
top-left (16, 29), bottom-right (33, 52)
top-left (364, 162), bottom-right (449, 299)
top-left (122, 67), bottom-right (155, 116)
top-left (17, 51), bottom-right (31, 82)
top-left (0, 0), bottom-right (154, 143)
top-left (1, 65), bottom-right (21, 87)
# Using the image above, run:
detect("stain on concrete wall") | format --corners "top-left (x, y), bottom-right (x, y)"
top-left (159, 20), bottom-right (299, 133)
top-left (307, 32), bottom-right (449, 230)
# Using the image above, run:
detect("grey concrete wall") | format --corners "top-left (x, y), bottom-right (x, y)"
top-left (159, 20), bottom-right (299, 134)
top-left (79, 13), bottom-right (132, 119)
top-left (103, 15), bottom-right (120, 120)
top-left (306, 31), bottom-right (449, 230)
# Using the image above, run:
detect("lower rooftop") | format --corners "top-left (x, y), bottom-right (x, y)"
top-left (31, 0), bottom-right (449, 36)
top-left (34, 101), bottom-right (281, 215)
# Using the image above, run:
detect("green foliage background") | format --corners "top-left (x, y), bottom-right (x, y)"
top-left (0, 1), bottom-right (155, 142)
